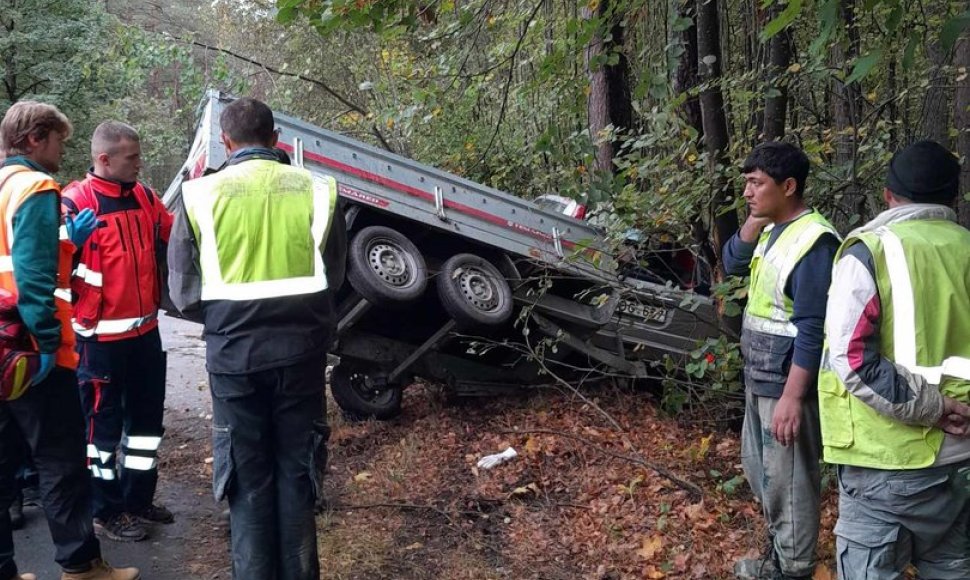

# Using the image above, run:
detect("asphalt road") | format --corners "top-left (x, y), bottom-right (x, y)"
top-left (12, 316), bottom-right (217, 580)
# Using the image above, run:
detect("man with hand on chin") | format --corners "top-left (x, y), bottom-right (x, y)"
top-left (723, 142), bottom-right (840, 580)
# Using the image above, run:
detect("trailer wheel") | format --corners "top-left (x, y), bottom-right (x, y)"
top-left (348, 226), bottom-right (427, 306)
top-left (437, 253), bottom-right (513, 328)
top-left (329, 364), bottom-right (402, 421)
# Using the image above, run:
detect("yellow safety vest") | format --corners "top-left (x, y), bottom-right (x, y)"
top-left (819, 219), bottom-right (970, 469)
top-left (182, 159), bottom-right (338, 302)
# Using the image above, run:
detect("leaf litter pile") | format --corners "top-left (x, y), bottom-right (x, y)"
top-left (319, 383), bottom-right (840, 579)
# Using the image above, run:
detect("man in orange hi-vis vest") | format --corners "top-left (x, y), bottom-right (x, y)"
top-left (0, 101), bottom-right (139, 580)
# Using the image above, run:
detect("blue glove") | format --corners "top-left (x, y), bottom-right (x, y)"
top-left (65, 208), bottom-right (97, 247)
top-left (33, 353), bottom-right (55, 386)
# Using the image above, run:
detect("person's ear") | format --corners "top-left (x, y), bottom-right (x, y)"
top-left (221, 132), bottom-right (233, 153)
top-left (882, 188), bottom-right (894, 205)
top-left (97, 152), bottom-right (110, 167)
top-left (784, 177), bottom-right (798, 198)
top-left (24, 132), bottom-right (43, 153)
top-left (269, 132), bottom-right (279, 148)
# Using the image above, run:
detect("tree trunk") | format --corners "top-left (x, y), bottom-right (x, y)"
top-left (696, 0), bottom-right (738, 260)
top-left (920, 41), bottom-right (951, 144)
top-left (762, 2), bottom-right (792, 140)
top-left (671, 0), bottom-right (704, 138)
top-left (584, 0), bottom-right (632, 176)
top-left (832, 0), bottom-right (866, 227)
top-left (955, 29), bottom-right (970, 226)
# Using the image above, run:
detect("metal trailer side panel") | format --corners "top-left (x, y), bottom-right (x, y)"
top-left (165, 91), bottom-right (619, 284)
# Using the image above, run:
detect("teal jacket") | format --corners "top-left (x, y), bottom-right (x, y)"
top-left (1, 157), bottom-right (62, 354)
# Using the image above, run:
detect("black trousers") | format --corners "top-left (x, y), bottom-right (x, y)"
top-left (0, 367), bottom-right (101, 579)
top-left (77, 328), bottom-right (167, 520)
top-left (210, 358), bottom-right (327, 580)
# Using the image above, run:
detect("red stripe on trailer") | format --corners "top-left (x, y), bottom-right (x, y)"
top-left (278, 143), bottom-right (579, 250)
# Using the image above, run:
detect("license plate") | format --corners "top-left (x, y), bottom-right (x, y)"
top-left (617, 299), bottom-right (667, 323)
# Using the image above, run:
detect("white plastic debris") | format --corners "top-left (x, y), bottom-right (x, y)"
top-left (476, 446), bottom-right (518, 469)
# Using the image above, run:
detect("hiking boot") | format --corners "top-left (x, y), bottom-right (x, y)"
top-left (93, 514), bottom-right (147, 542)
top-left (9, 491), bottom-right (24, 530)
top-left (735, 557), bottom-right (811, 580)
top-left (61, 559), bottom-right (140, 580)
top-left (131, 504), bottom-right (174, 524)
top-left (735, 556), bottom-right (780, 579)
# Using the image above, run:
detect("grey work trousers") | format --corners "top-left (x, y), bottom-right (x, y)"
top-left (741, 390), bottom-right (822, 577)
top-left (210, 358), bottom-right (328, 580)
top-left (835, 461), bottom-right (970, 580)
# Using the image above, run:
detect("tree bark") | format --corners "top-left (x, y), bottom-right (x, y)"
top-left (584, 0), bottom-right (632, 176)
top-left (671, 0), bottom-right (704, 138)
top-left (762, 2), bottom-right (792, 140)
top-left (832, 0), bottom-right (866, 227)
top-left (584, 2), bottom-right (613, 175)
top-left (920, 41), bottom-right (951, 144)
top-left (696, 0), bottom-right (738, 259)
top-left (955, 30), bottom-right (970, 226)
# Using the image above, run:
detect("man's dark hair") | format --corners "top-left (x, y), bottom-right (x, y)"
top-left (220, 97), bottom-right (275, 146)
top-left (742, 142), bottom-right (811, 197)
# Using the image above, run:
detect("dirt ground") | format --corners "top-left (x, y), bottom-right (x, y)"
top-left (158, 315), bottom-right (841, 580)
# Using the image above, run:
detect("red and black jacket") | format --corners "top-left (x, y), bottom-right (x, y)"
top-left (62, 173), bottom-right (173, 342)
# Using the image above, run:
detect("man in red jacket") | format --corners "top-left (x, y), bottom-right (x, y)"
top-left (62, 122), bottom-right (173, 543)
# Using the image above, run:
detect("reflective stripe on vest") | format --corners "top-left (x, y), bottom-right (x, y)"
top-left (183, 161), bottom-right (337, 302)
top-left (73, 313), bottom-right (157, 338)
top-left (819, 219), bottom-right (970, 469)
top-left (877, 226), bottom-right (970, 384)
top-left (0, 219), bottom-right (73, 309)
top-left (743, 211), bottom-right (840, 337)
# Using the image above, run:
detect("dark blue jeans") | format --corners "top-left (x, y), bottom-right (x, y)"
top-left (0, 368), bottom-right (101, 579)
top-left (210, 358), bottom-right (327, 580)
top-left (77, 328), bottom-right (167, 519)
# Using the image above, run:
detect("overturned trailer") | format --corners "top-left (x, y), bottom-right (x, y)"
top-left (164, 91), bottom-right (724, 419)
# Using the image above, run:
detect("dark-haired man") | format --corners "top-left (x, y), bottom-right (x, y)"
top-left (820, 141), bottom-right (970, 579)
top-left (723, 142), bottom-right (840, 579)
top-left (168, 97), bottom-right (347, 580)
top-left (62, 121), bottom-right (174, 543)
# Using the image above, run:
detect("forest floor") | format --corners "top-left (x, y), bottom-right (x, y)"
top-left (171, 377), bottom-right (846, 580)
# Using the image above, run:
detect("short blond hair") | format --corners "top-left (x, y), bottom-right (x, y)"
top-left (0, 101), bottom-right (73, 156)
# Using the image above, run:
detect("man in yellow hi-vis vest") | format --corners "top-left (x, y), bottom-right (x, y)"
top-left (724, 143), bottom-right (840, 580)
top-left (820, 141), bottom-right (970, 579)
top-left (168, 97), bottom-right (347, 580)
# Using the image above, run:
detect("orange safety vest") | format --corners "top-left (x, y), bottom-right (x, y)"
top-left (0, 165), bottom-right (78, 370)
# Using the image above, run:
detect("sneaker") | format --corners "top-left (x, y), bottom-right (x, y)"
top-left (61, 559), bottom-right (140, 580)
top-left (131, 504), bottom-right (174, 524)
top-left (9, 491), bottom-right (24, 530)
top-left (16, 574), bottom-right (37, 580)
top-left (93, 514), bottom-right (147, 542)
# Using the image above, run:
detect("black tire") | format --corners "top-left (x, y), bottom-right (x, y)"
top-left (329, 364), bottom-right (402, 421)
top-left (347, 226), bottom-right (427, 306)
top-left (436, 253), bottom-right (514, 329)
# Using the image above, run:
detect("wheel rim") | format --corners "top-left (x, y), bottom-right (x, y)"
top-left (456, 266), bottom-right (505, 313)
top-left (348, 371), bottom-right (396, 406)
top-left (366, 238), bottom-right (418, 288)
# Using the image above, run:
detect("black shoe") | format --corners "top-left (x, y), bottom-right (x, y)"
top-left (20, 485), bottom-right (40, 508)
top-left (93, 514), bottom-right (148, 542)
top-left (9, 491), bottom-right (23, 530)
top-left (131, 504), bottom-right (174, 524)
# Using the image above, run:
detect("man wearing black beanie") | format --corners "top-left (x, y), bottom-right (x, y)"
top-left (819, 140), bottom-right (970, 580)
